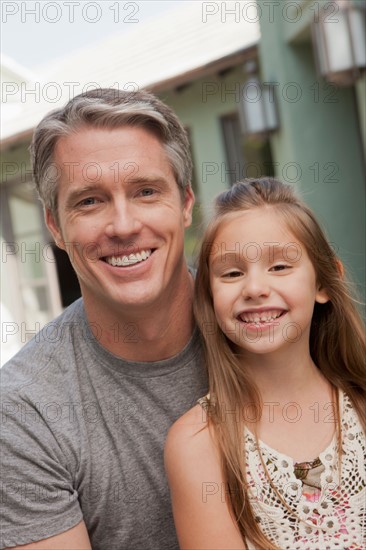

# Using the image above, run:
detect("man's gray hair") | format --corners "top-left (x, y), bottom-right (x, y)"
top-left (30, 88), bottom-right (193, 218)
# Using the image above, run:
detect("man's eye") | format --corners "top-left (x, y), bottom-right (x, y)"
top-left (79, 197), bottom-right (99, 206)
top-left (140, 188), bottom-right (155, 197)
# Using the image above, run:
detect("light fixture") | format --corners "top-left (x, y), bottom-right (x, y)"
top-left (239, 61), bottom-right (278, 137)
top-left (312, 0), bottom-right (366, 86)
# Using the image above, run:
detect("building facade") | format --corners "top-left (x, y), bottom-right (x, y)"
top-left (1, 0), bottom-right (365, 363)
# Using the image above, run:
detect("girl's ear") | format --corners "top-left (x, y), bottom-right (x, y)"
top-left (315, 257), bottom-right (344, 305)
top-left (315, 286), bottom-right (329, 304)
top-left (335, 258), bottom-right (344, 278)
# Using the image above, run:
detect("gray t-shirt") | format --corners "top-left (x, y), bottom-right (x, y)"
top-left (1, 298), bottom-right (208, 549)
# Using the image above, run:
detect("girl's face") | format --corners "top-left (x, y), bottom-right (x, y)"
top-left (208, 207), bottom-right (329, 359)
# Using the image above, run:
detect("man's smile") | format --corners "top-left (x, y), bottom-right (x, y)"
top-left (103, 249), bottom-right (154, 267)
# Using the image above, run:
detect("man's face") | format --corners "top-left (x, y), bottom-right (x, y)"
top-left (46, 126), bottom-right (194, 314)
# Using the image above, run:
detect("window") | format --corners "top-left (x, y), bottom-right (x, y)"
top-left (1, 180), bottom-right (63, 361)
top-left (221, 113), bottom-right (275, 186)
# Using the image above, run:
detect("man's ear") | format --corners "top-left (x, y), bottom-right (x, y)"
top-left (182, 185), bottom-right (195, 228)
top-left (45, 208), bottom-right (65, 251)
top-left (315, 285), bottom-right (329, 304)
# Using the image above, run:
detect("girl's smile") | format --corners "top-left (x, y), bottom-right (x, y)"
top-left (236, 307), bottom-right (287, 331)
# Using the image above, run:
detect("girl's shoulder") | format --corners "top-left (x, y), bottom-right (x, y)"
top-left (164, 401), bottom-right (246, 549)
top-left (165, 402), bottom-right (210, 454)
top-left (164, 399), bottom-right (219, 478)
top-left (166, 394), bottom-right (211, 439)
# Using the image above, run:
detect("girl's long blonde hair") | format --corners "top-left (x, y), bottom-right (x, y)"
top-left (194, 179), bottom-right (366, 550)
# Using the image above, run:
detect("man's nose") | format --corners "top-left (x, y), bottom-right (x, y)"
top-left (242, 270), bottom-right (270, 300)
top-left (104, 199), bottom-right (142, 238)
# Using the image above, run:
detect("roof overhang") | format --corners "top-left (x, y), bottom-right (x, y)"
top-left (150, 45), bottom-right (257, 93)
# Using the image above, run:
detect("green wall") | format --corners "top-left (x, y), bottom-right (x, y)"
top-left (160, 67), bottom-right (248, 213)
top-left (257, 0), bottom-right (365, 298)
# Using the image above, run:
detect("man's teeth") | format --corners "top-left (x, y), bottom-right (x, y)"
top-left (240, 310), bottom-right (283, 323)
top-left (106, 249), bottom-right (152, 267)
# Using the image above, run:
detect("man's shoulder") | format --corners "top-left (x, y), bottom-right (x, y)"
top-left (1, 298), bottom-right (86, 394)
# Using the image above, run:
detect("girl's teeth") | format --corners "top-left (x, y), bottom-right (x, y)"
top-left (241, 311), bottom-right (282, 323)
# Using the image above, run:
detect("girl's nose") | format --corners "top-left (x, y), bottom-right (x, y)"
top-left (241, 271), bottom-right (270, 300)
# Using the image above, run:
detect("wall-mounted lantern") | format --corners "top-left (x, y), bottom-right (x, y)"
top-left (239, 61), bottom-right (279, 138)
top-left (312, 0), bottom-right (366, 86)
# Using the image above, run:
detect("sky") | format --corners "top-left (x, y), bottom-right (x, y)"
top-left (1, 1), bottom-right (185, 71)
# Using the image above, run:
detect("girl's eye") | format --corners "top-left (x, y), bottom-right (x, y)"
top-left (270, 264), bottom-right (290, 272)
top-left (223, 270), bottom-right (242, 278)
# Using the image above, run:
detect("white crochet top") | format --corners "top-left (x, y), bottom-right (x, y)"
top-left (245, 391), bottom-right (365, 550)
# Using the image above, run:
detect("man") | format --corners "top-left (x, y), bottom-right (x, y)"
top-left (1, 89), bottom-right (207, 549)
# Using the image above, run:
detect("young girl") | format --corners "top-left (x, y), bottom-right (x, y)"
top-left (165, 179), bottom-right (366, 550)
